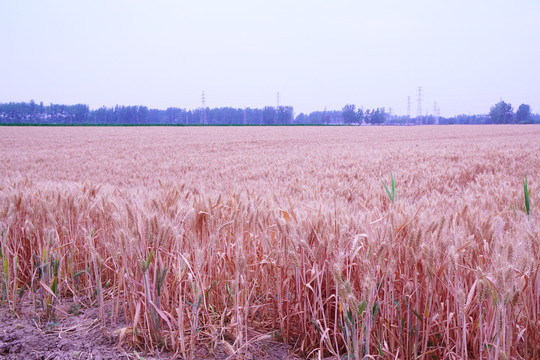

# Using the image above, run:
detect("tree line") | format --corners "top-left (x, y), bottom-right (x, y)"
top-left (0, 101), bottom-right (295, 125)
top-left (0, 100), bottom-right (537, 125)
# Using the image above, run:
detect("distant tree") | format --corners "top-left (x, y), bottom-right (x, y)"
top-left (365, 108), bottom-right (386, 124)
top-left (136, 106), bottom-right (148, 124)
top-left (262, 106), bottom-right (276, 125)
top-left (71, 104), bottom-right (89, 123)
top-left (318, 110), bottom-right (325, 123)
top-left (276, 106), bottom-right (293, 124)
top-left (515, 104), bottom-right (533, 124)
top-left (165, 107), bottom-right (180, 124)
top-left (29, 100), bottom-right (37, 121)
top-left (243, 107), bottom-right (263, 125)
top-left (295, 113), bottom-right (307, 124)
top-left (489, 101), bottom-right (514, 124)
top-left (342, 104), bottom-right (358, 124)
top-left (357, 108), bottom-right (364, 124)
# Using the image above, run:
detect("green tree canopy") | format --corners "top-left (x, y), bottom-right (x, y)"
top-left (262, 106), bottom-right (276, 125)
top-left (515, 104), bottom-right (533, 124)
top-left (276, 106), bottom-right (294, 124)
top-left (365, 108), bottom-right (386, 124)
top-left (342, 104), bottom-right (359, 124)
top-left (489, 101), bottom-right (514, 124)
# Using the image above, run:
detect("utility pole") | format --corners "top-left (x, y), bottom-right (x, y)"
top-left (416, 87), bottom-right (423, 125)
top-left (200, 91), bottom-right (207, 125)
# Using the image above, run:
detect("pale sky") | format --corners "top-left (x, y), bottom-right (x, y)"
top-left (1, 0), bottom-right (539, 117)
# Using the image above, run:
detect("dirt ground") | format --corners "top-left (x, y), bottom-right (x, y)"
top-left (0, 300), bottom-right (300, 360)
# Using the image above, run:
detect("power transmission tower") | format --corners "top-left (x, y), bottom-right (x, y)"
top-left (416, 87), bottom-right (423, 125)
top-left (407, 96), bottom-right (411, 118)
top-left (200, 91), bottom-right (207, 125)
top-left (433, 101), bottom-right (440, 125)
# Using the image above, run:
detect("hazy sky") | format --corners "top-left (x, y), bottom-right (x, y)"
top-left (1, 1), bottom-right (539, 116)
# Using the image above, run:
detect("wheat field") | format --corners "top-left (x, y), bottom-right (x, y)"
top-left (0, 125), bottom-right (539, 359)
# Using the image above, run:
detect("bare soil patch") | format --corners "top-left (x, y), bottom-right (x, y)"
top-left (0, 301), bottom-right (298, 360)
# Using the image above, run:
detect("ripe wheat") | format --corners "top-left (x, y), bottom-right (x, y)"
top-left (0, 125), bottom-right (539, 358)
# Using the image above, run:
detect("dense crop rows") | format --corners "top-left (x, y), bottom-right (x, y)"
top-left (0, 125), bottom-right (539, 358)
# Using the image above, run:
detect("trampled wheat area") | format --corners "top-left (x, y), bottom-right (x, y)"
top-left (0, 125), bottom-right (539, 359)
